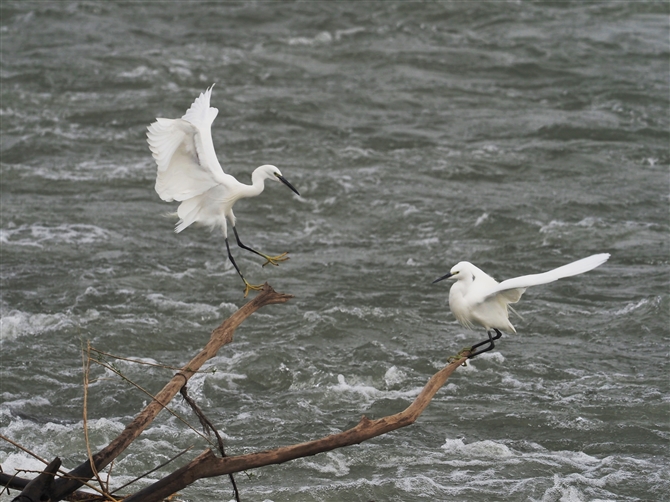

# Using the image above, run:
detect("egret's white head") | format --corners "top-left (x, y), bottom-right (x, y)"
top-left (255, 164), bottom-right (300, 195)
top-left (432, 261), bottom-right (477, 284)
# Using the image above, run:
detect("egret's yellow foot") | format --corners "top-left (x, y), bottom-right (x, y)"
top-left (447, 348), bottom-right (472, 365)
top-left (243, 279), bottom-right (264, 298)
top-left (261, 252), bottom-right (289, 267)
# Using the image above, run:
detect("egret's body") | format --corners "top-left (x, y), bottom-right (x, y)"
top-left (147, 86), bottom-right (300, 296)
top-left (433, 253), bottom-right (610, 357)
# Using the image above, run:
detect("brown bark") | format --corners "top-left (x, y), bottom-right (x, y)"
top-left (48, 284), bottom-right (292, 501)
top-left (4, 284), bottom-right (469, 502)
top-left (123, 353), bottom-right (468, 502)
top-left (10, 457), bottom-right (61, 502)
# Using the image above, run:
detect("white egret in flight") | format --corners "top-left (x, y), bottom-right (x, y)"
top-left (147, 85), bottom-right (300, 297)
top-left (432, 253), bottom-right (610, 358)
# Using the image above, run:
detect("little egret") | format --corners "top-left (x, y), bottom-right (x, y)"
top-left (432, 253), bottom-right (610, 358)
top-left (147, 85), bottom-right (300, 297)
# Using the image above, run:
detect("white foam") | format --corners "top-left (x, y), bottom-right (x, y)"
top-left (288, 31), bottom-right (333, 45)
top-left (409, 236), bottom-right (440, 247)
top-left (329, 374), bottom-right (422, 404)
top-left (1, 310), bottom-right (71, 340)
top-left (395, 202), bottom-right (419, 216)
top-left (15, 159), bottom-right (149, 182)
top-left (298, 451), bottom-right (349, 476)
top-left (611, 297), bottom-right (652, 316)
top-left (0, 452), bottom-right (46, 478)
top-left (384, 365), bottom-right (407, 387)
top-left (539, 219), bottom-right (569, 234)
top-left (145, 293), bottom-right (220, 318)
top-left (323, 305), bottom-right (397, 319)
top-left (118, 65), bottom-right (153, 79)
top-left (394, 473), bottom-right (454, 497)
top-left (0, 223), bottom-right (111, 248)
top-left (533, 473), bottom-right (593, 502)
top-left (340, 146), bottom-right (375, 158)
top-left (475, 212), bottom-right (490, 226)
top-left (477, 351), bottom-right (506, 364)
top-left (501, 373), bottom-right (538, 391)
top-left (442, 438), bottom-right (513, 459)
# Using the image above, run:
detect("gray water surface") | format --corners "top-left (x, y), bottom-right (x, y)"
top-left (1, 2), bottom-right (669, 501)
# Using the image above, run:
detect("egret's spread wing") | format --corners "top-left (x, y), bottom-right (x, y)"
top-left (489, 287), bottom-right (527, 305)
top-left (147, 86), bottom-right (230, 202)
top-left (180, 86), bottom-right (225, 177)
top-left (148, 118), bottom-right (217, 201)
top-left (483, 253), bottom-right (610, 302)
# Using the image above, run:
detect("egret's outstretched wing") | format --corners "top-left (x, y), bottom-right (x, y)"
top-left (483, 253), bottom-right (610, 303)
top-left (147, 85), bottom-right (231, 202)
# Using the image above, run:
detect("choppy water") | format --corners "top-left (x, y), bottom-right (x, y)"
top-left (1, 2), bottom-right (668, 501)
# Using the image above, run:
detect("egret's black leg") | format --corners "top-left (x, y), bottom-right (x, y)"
top-left (233, 226), bottom-right (289, 267)
top-left (468, 330), bottom-right (494, 356)
top-left (233, 227), bottom-right (265, 258)
top-left (468, 328), bottom-right (503, 358)
top-left (233, 227), bottom-right (266, 259)
top-left (225, 237), bottom-right (244, 280)
top-left (226, 237), bottom-right (262, 297)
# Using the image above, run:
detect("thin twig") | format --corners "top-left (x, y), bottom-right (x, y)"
top-left (82, 341), bottom-right (111, 499)
top-left (110, 446), bottom-right (194, 496)
top-left (122, 354), bottom-right (469, 502)
top-left (89, 348), bottom-right (215, 374)
top-left (0, 435), bottom-right (49, 466)
top-left (89, 357), bottom-right (214, 446)
top-left (0, 435), bottom-right (111, 499)
top-left (180, 385), bottom-right (241, 502)
top-left (49, 285), bottom-right (293, 499)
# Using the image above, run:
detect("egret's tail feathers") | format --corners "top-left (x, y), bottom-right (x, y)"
top-left (175, 195), bottom-right (203, 233)
top-left (174, 219), bottom-right (189, 233)
top-left (508, 305), bottom-right (524, 321)
top-left (174, 191), bottom-right (228, 234)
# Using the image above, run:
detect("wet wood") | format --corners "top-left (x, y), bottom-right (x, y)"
top-left (47, 284), bottom-right (292, 501)
top-left (122, 354), bottom-right (469, 502)
top-left (5, 285), bottom-right (468, 502)
top-left (10, 457), bottom-right (61, 502)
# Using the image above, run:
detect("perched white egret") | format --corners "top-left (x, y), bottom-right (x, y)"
top-left (147, 85), bottom-right (300, 297)
top-left (432, 253), bottom-right (610, 358)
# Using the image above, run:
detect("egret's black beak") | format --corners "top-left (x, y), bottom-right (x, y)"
top-left (432, 272), bottom-right (453, 284)
top-left (277, 175), bottom-right (300, 196)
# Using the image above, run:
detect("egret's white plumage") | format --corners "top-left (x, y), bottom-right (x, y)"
top-left (433, 253), bottom-right (610, 357)
top-left (147, 85), bottom-right (300, 296)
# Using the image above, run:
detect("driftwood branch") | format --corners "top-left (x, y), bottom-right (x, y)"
top-left (47, 284), bottom-right (292, 501)
top-left (123, 353), bottom-right (469, 502)
top-left (3, 283), bottom-right (470, 502)
top-left (10, 457), bottom-right (61, 502)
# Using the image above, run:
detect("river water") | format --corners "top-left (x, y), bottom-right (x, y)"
top-left (1, 2), bottom-right (668, 501)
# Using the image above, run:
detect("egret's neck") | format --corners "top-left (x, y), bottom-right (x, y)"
top-left (236, 172), bottom-right (266, 199)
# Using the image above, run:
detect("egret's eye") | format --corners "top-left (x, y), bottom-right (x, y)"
top-left (274, 172), bottom-right (281, 177)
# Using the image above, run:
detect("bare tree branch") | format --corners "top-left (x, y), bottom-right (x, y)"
top-left (47, 284), bottom-right (292, 501)
top-left (5, 284), bottom-right (469, 502)
top-left (122, 353), bottom-right (469, 502)
top-left (10, 457), bottom-right (61, 502)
